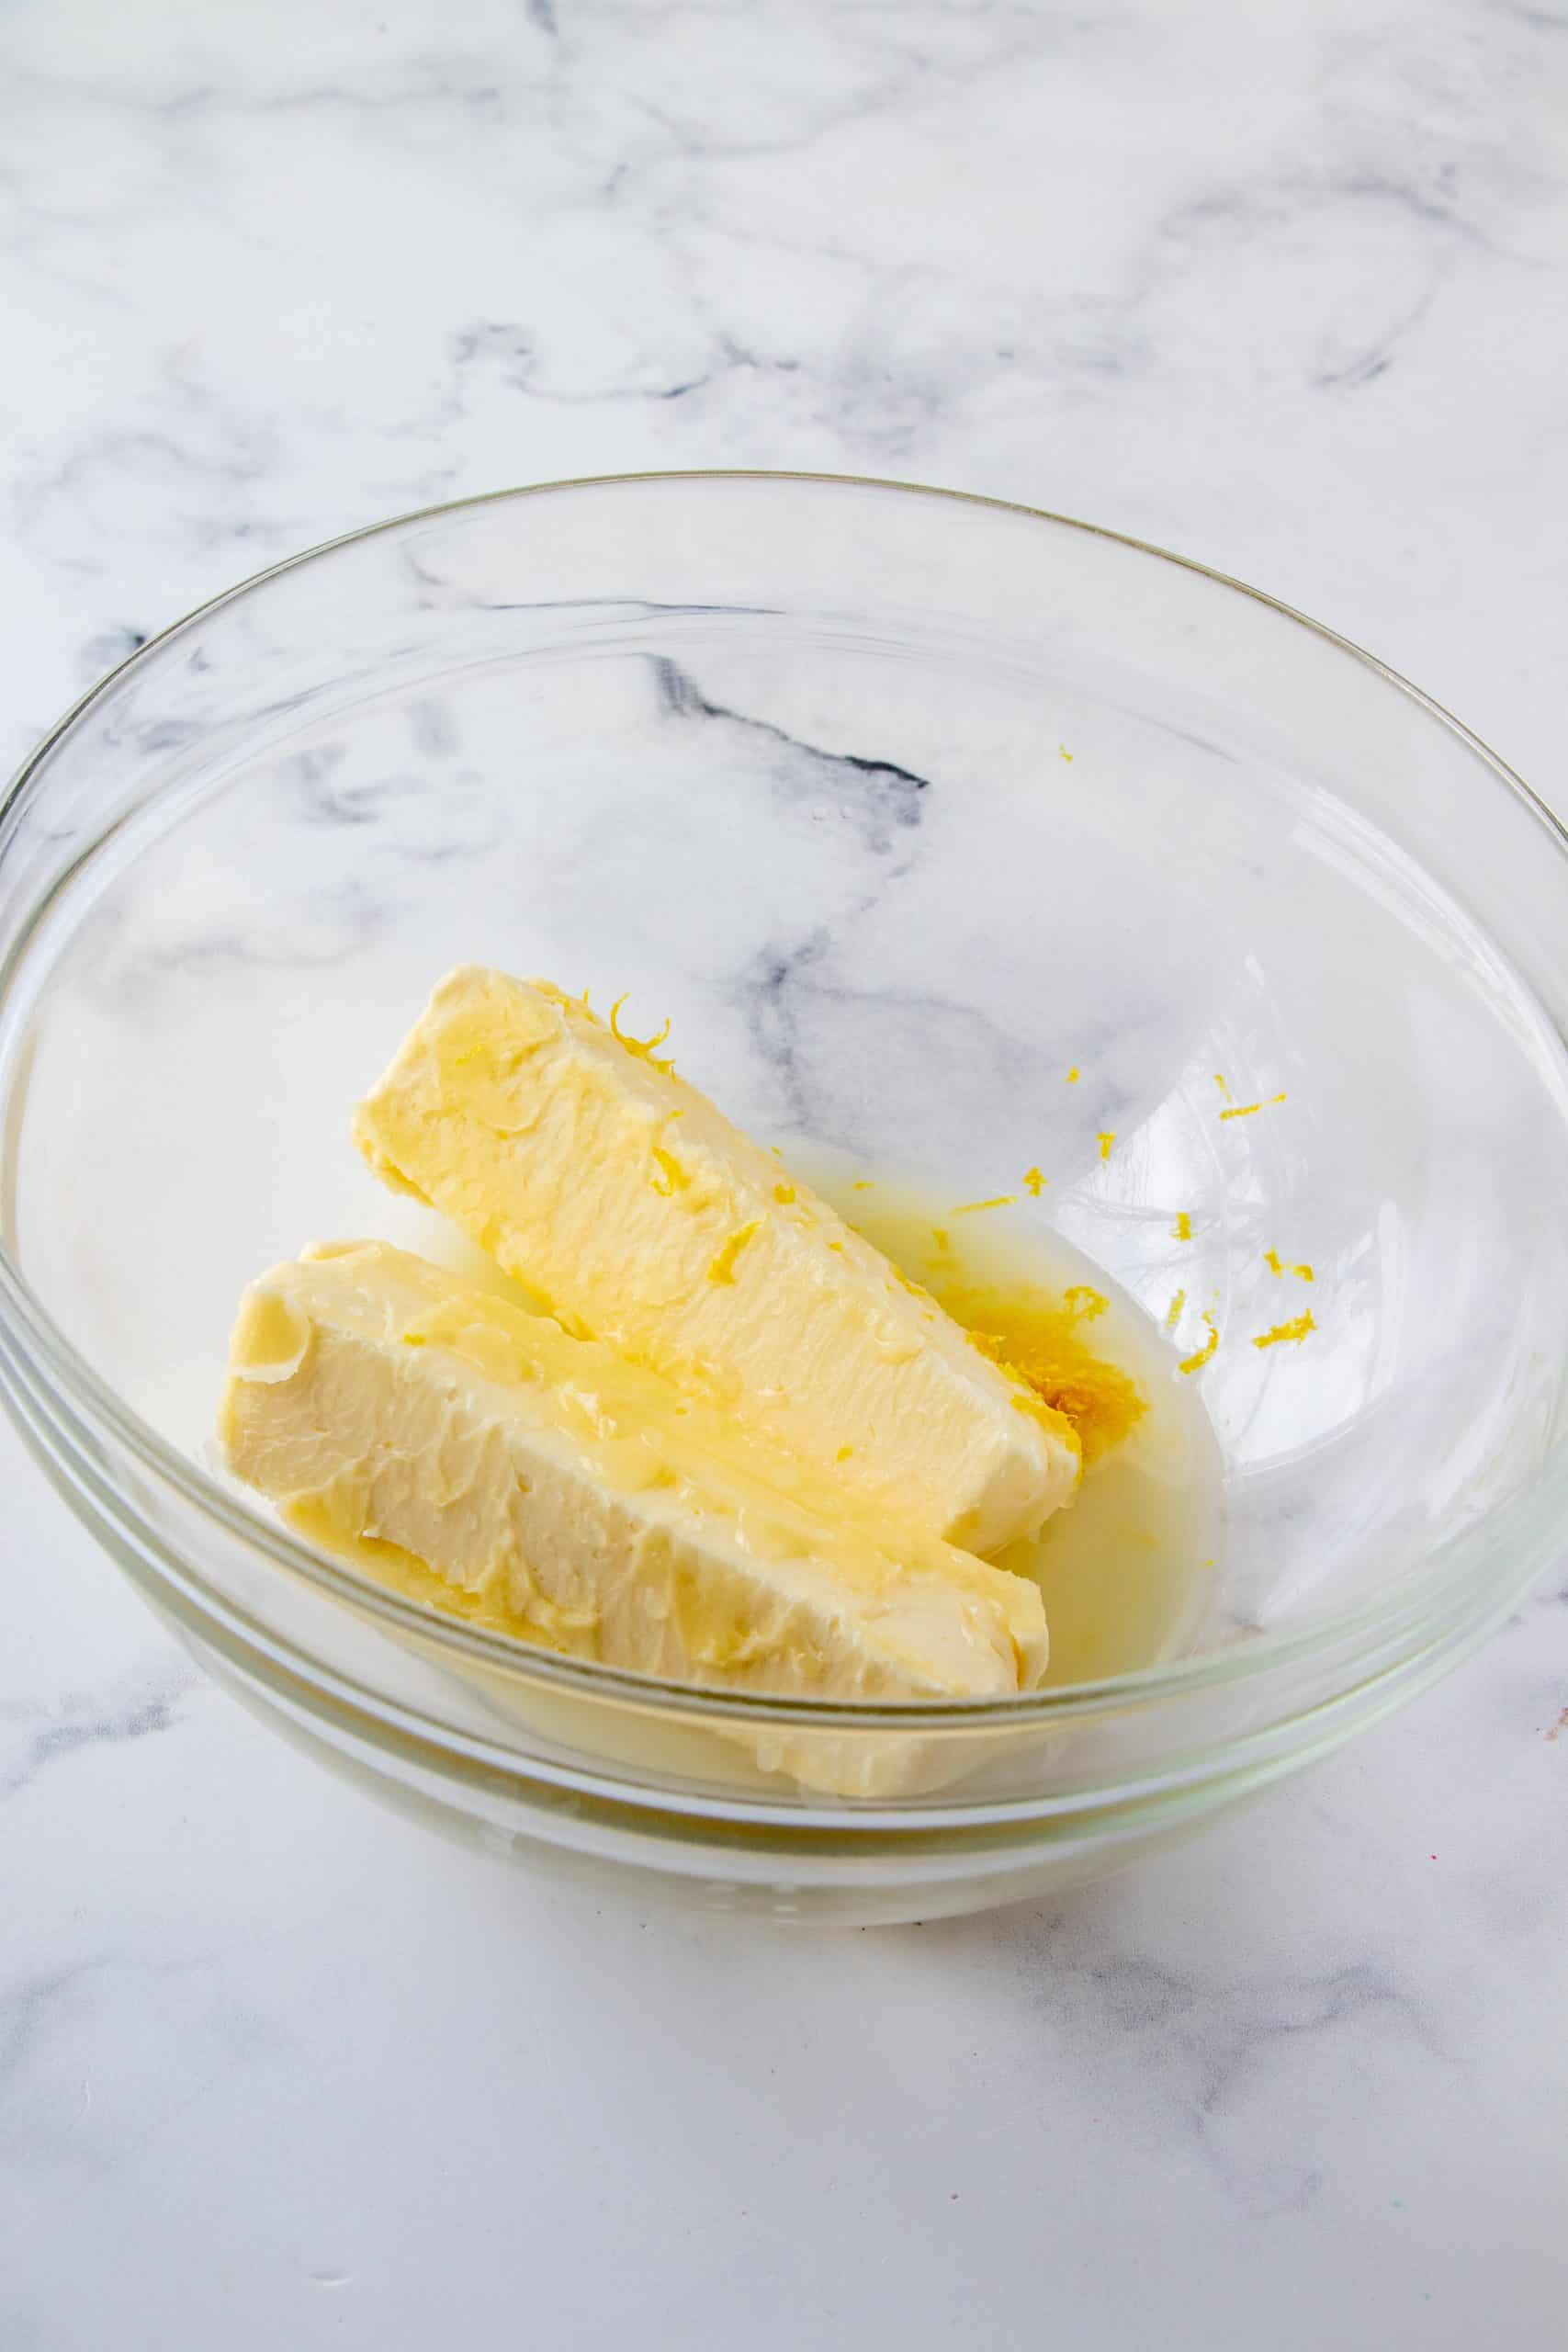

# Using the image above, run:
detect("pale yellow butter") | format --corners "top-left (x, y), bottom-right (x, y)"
top-left (220, 1242), bottom-right (1049, 1713)
top-left (353, 969), bottom-right (1078, 1553)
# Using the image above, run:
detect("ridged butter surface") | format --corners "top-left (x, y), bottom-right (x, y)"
top-left (353, 969), bottom-right (1078, 1553)
top-left (220, 1242), bottom-right (1048, 1707)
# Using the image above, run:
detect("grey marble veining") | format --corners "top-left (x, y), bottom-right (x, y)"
top-left (0, 1664), bottom-right (192, 1806)
top-left (1, 2), bottom-right (1566, 2346)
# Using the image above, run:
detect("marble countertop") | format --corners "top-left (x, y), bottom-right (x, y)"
top-left (3, 3), bottom-right (1566, 2344)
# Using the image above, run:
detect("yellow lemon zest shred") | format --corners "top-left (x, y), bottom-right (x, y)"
top-left (649, 1147), bottom-right (687, 1197)
top-left (706, 1221), bottom-right (760, 1285)
top-left (1179, 1315), bottom-right (1220, 1375)
top-left (1220, 1092), bottom-right (1287, 1122)
top-left (1253, 1310), bottom-right (1315, 1350)
top-left (609, 993), bottom-right (677, 1075)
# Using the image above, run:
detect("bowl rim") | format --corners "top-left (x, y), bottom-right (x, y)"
top-left (3, 466), bottom-right (1566, 1733)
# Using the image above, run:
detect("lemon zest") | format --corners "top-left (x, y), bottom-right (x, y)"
top-left (958, 1288), bottom-right (1139, 1464)
top-left (1253, 1310), bottom-right (1315, 1350)
top-left (1220, 1093), bottom-right (1287, 1122)
top-left (1179, 1315), bottom-right (1220, 1375)
top-left (649, 1147), bottom-right (687, 1197)
top-left (706, 1221), bottom-right (760, 1284)
top-left (609, 993), bottom-right (677, 1075)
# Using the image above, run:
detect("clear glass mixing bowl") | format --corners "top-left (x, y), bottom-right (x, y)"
top-left (3, 473), bottom-right (1566, 1925)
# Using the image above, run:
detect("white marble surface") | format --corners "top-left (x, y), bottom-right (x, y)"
top-left (3, 2), bottom-right (1567, 2343)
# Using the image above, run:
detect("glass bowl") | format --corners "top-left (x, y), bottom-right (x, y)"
top-left (3, 472), bottom-right (1566, 1927)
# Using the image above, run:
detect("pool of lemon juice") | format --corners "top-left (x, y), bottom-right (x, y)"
top-left (804, 1165), bottom-right (1225, 1687)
